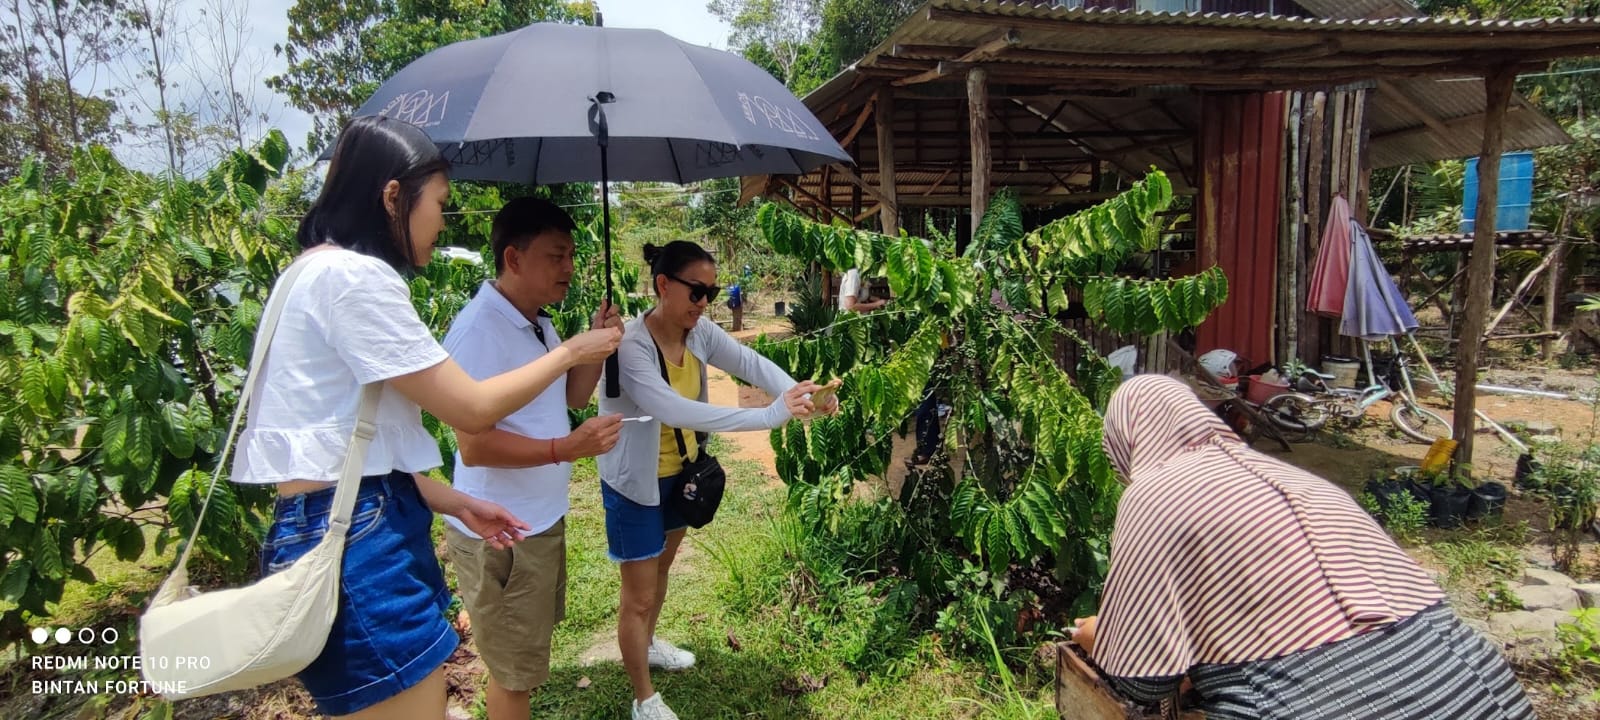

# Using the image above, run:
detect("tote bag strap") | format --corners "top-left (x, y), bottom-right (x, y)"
top-left (163, 253), bottom-right (380, 589)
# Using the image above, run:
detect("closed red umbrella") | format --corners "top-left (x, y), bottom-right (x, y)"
top-left (1306, 194), bottom-right (1352, 318)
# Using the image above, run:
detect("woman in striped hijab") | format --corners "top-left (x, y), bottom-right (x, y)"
top-left (1071, 375), bottom-right (1532, 720)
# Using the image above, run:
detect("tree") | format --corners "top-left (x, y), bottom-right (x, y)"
top-left (815, 0), bottom-right (919, 70)
top-left (196, 0), bottom-right (275, 154)
top-left (0, 77), bottom-right (119, 177)
top-left (0, 0), bottom-right (126, 177)
top-left (33, 0), bottom-right (127, 146)
top-left (753, 173), bottom-right (1228, 645)
top-left (708, 0), bottom-right (820, 89)
top-left (268, 0), bottom-right (595, 151)
top-left (123, 0), bottom-right (188, 175)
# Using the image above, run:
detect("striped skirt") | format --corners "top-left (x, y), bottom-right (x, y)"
top-left (1186, 602), bottom-right (1533, 720)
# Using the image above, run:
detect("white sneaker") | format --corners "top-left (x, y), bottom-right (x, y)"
top-left (632, 693), bottom-right (680, 720)
top-left (647, 636), bottom-right (696, 670)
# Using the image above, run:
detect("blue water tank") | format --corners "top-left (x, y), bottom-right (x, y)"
top-left (1462, 151), bottom-right (1534, 234)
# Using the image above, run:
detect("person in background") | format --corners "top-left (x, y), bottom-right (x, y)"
top-left (837, 267), bottom-right (886, 314)
top-left (1073, 375), bottom-right (1533, 720)
top-left (441, 197), bottom-right (623, 720)
top-left (234, 115), bottom-right (622, 720)
top-left (600, 241), bottom-right (836, 720)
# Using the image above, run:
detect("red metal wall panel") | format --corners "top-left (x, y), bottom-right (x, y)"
top-left (1195, 92), bottom-right (1285, 367)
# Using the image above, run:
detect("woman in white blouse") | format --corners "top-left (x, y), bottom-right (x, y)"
top-left (231, 116), bottom-right (621, 720)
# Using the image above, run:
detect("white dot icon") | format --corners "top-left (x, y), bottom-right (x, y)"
top-left (54, 628), bottom-right (71, 644)
top-left (30, 628), bottom-right (47, 644)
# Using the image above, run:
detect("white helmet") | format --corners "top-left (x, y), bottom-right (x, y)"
top-left (1198, 349), bottom-right (1240, 384)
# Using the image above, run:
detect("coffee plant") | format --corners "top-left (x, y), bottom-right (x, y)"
top-left (0, 135), bottom-right (294, 644)
top-left (753, 171), bottom-right (1227, 614)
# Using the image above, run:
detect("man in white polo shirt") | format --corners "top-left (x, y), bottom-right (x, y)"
top-left (442, 197), bottom-right (622, 720)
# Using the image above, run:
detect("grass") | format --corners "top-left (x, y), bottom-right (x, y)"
top-left (0, 445), bottom-right (1057, 719)
top-left (507, 456), bottom-right (1057, 719)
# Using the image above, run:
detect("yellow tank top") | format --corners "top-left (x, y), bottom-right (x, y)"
top-left (657, 350), bottom-right (701, 477)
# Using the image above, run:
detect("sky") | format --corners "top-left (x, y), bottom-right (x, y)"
top-left (119, 0), bottom-right (732, 170)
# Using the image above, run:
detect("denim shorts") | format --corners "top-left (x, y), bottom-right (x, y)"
top-left (600, 477), bottom-right (688, 562)
top-left (259, 470), bottom-right (456, 716)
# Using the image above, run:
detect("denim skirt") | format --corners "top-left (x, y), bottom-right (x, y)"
top-left (259, 470), bottom-right (457, 716)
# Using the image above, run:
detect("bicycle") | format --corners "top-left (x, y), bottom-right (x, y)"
top-left (1260, 352), bottom-right (1451, 444)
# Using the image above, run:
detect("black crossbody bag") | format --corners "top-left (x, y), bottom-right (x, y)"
top-left (653, 342), bottom-right (727, 528)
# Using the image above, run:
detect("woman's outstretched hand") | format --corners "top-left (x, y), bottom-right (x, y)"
top-left (782, 381), bottom-right (823, 419)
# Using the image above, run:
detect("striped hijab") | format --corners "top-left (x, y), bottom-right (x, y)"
top-left (1093, 375), bottom-right (1443, 679)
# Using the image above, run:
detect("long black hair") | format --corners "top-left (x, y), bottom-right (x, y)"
top-left (642, 240), bottom-right (715, 288)
top-left (298, 116), bottom-right (450, 269)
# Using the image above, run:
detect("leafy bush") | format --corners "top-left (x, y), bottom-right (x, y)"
top-left (1527, 443), bottom-right (1600, 532)
top-left (752, 172), bottom-right (1228, 656)
top-left (0, 136), bottom-right (293, 644)
top-left (1374, 491), bottom-right (1430, 542)
top-left (1556, 608), bottom-right (1600, 694)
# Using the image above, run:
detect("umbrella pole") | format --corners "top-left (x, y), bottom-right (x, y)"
top-left (593, 93), bottom-right (622, 398)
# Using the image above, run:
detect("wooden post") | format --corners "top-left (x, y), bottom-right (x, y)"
top-left (1545, 238), bottom-right (1569, 362)
top-left (969, 67), bottom-right (991, 245)
top-left (1300, 91), bottom-right (1327, 362)
top-left (1454, 66), bottom-right (1517, 464)
top-left (1282, 92), bottom-right (1302, 362)
top-left (875, 88), bottom-right (900, 237)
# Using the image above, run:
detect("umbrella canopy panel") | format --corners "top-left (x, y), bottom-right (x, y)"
top-left (342, 23), bottom-right (850, 183)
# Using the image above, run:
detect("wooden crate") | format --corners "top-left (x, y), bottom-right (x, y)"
top-left (1054, 643), bottom-right (1203, 720)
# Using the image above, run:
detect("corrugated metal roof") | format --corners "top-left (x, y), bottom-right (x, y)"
top-left (780, 0), bottom-right (1591, 208)
top-left (857, 1), bottom-right (1600, 72)
top-left (1366, 79), bottom-right (1570, 167)
top-left (1293, 0), bottom-right (1418, 20)
top-left (917, 1), bottom-right (1600, 31)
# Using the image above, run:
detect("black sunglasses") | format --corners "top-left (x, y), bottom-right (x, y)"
top-left (668, 275), bottom-right (721, 304)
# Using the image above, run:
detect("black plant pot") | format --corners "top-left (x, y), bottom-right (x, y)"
top-left (1429, 485), bottom-right (1473, 529)
top-left (1402, 479), bottom-right (1432, 505)
top-left (774, 301), bottom-right (787, 316)
top-left (1468, 481), bottom-right (1507, 521)
top-left (1514, 453), bottom-right (1541, 491)
top-left (1365, 479), bottom-right (1405, 514)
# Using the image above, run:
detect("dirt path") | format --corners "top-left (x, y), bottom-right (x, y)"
top-left (704, 368), bottom-right (779, 475)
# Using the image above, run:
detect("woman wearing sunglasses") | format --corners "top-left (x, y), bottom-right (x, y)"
top-left (598, 241), bottom-right (836, 720)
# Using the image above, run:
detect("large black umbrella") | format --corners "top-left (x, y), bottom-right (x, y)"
top-left (335, 22), bottom-right (851, 395)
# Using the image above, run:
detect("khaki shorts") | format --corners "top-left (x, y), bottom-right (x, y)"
top-left (444, 519), bottom-right (567, 691)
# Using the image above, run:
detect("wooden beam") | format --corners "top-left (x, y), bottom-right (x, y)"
top-left (891, 58), bottom-right (1482, 89)
top-left (837, 94), bottom-right (877, 149)
top-left (854, 203), bottom-right (880, 224)
top-left (875, 89), bottom-right (900, 237)
top-left (925, 6), bottom-right (1600, 50)
top-left (892, 29), bottom-right (1022, 87)
top-left (1376, 80), bottom-right (1449, 136)
top-left (828, 163), bottom-right (896, 215)
top-left (969, 66), bottom-right (991, 242)
top-left (1483, 243), bottom-right (1558, 340)
top-left (1453, 66), bottom-right (1517, 465)
top-left (897, 190), bottom-right (1193, 207)
top-left (776, 177), bottom-right (852, 225)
